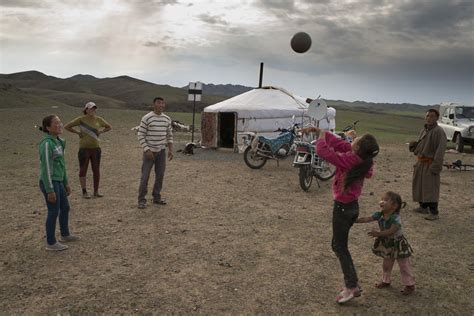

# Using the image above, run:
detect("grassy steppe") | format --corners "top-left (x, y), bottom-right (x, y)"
top-left (1, 103), bottom-right (472, 314)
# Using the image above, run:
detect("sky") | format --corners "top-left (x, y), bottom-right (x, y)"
top-left (0, 0), bottom-right (473, 105)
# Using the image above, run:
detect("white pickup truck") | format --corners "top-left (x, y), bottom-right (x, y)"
top-left (438, 102), bottom-right (474, 152)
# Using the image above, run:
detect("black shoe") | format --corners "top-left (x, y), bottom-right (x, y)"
top-left (138, 202), bottom-right (146, 209)
top-left (153, 199), bottom-right (167, 205)
top-left (412, 206), bottom-right (429, 214)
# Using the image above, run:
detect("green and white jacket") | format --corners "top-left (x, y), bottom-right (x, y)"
top-left (39, 134), bottom-right (68, 193)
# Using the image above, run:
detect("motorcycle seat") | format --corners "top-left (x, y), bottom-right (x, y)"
top-left (259, 135), bottom-right (274, 143)
top-left (258, 132), bottom-right (294, 154)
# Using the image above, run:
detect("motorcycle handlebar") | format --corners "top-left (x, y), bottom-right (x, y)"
top-left (342, 120), bottom-right (359, 132)
top-left (274, 123), bottom-right (300, 133)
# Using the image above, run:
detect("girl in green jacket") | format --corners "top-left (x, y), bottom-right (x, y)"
top-left (39, 115), bottom-right (80, 251)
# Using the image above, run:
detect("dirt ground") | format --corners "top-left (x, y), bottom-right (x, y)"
top-left (1, 108), bottom-right (474, 314)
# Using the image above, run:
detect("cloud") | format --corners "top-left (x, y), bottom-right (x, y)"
top-left (143, 41), bottom-right (161, 47)
top-left (386, 0), bottom-right (472, 37)
top-left (247, 0), bottom-right (473, 84)
top-left (0, 0), bottom-right (46, 8)
top-left (198, 13), bottom-right (229, 26)
top-left (143, 40), bottom-right (175, 51)
top-left (1, 0), bottom-right (472, 104)
top-left (256, 0), bottom-right (296, 11)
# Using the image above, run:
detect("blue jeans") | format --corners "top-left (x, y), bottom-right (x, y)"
top-left (40, 180), bottom-right (70, 245)
top-left (332, 200), bottom-right (359, 288)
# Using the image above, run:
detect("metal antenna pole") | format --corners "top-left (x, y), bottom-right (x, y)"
top-left (192, 93), bottom-right (196, 143)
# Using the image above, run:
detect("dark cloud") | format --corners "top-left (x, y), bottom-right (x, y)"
top-left (143, 41), bottom-right (162, 47)
top-left (254, 0), bottom-right (297, 19)
top-left (256, 0), bottom-right (296, 11)
top-left (251, 0), bottom-right (473, 88)
top-left (223, 26), bottom-right (248, 35)
top-left (389, 0), bottom-right (472, 36)
top-left (198, 13), bottom-right (229, 26)
top-left (143, 40), bottom-right (175, 51)
top-left (128, 0), bottom-right (178, 18)
top-left (196, 13), bottom-right (249, 35)
top-left (0, 0), bottom-right (45, 8)
top-left (159, 0), bottom-right (179, 4)
top-left (134, 0), bottom-right (179, 6)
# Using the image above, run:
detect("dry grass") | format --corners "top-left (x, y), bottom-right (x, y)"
top-left (0, 105), bottom-right (473, 314)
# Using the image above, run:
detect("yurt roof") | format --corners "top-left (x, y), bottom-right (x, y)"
top-left (203, 86), bottom-right (308, 119)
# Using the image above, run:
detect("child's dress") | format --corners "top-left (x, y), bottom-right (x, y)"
top-left (371, 212), bottom-right (413, 258)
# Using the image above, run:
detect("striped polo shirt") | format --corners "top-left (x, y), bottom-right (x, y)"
top-left (137, 111), bottom-right (173, 152)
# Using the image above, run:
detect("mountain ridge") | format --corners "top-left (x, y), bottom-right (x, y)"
top-left (0, 70), bottom-right (432, 114)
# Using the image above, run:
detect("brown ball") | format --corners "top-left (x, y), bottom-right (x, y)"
top-left (291, 32), bottom-right (312, 53)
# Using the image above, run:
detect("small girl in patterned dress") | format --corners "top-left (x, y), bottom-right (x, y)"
top-left (356, 191), bottom-right (415, 295)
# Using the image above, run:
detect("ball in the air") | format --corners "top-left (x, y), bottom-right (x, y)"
top-left (291, 32), bottom-right (312, 53)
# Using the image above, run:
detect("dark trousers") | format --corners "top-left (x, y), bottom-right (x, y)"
top-left (419, 202), bottom-right (438, 215)
top-left (332, 200), bottom-right (359, 288)
top-left (78, 148), bottom-right (101, 193)
top-left (138, 150), bottom-right (166, 204)
top-left (40, 180), bottom-right (70, 245)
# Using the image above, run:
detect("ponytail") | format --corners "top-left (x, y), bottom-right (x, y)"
top-left (343, 134), bottom-right (379, 190)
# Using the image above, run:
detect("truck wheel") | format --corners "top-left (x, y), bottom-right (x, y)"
top-left (455, 135), bottom-right (464, 153)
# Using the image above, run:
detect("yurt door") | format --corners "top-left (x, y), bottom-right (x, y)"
top-left (218, 112), bottom-right (236, 148)
top-left (201, 112), bottom-right (218, 148)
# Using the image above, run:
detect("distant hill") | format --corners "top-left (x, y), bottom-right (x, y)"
top-left (0, 82), bottom-right (67, 109)
top-left (326, 99), bottom-right (430, 117)
top-left (0, 70), bottom-right (432, 115)
top-left (181, 83), bottom-right (254, 97)
top-left (67, 74), bottom-right (99, 81)
top-left (0, 71), bottom-right (226, 112)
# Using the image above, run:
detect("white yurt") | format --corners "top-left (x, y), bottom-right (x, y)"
top-left (201, 86), bottom-right (310, 149)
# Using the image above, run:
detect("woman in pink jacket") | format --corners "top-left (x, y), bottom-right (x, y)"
top-left (304, 128), bottom-right (379, 304)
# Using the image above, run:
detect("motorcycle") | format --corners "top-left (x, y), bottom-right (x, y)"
top-left (243, 122), bottom-right (301, 169)
top-left (337, 120), bottom-right (359, 143)
top-left (293, 140), bottom-right (336, 191)
top-left (293, 120), bottom-right (360, 191)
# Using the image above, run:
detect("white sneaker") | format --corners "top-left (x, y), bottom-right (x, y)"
top-left (45, 242), bottom-right (68, 251)
top-left (59, 235), bottom-right (81, 242)
top-left (336, 287), bottom-right (356, 304)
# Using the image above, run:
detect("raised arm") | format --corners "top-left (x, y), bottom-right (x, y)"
top-left (64, 117), bottom-right (82, 136)
top-left (98, 117), bottom-right (112, 135)
top-left (316, 134), bottom-right (359, 170)
top-left (324, 131), bottom-right (352, 153)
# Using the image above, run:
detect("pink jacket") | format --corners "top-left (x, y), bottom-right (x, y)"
top-left (316, 132), bottom-right (373, 203)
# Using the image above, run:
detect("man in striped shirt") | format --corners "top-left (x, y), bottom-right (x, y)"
top-left (137, 97), bottom-right (174, 209)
